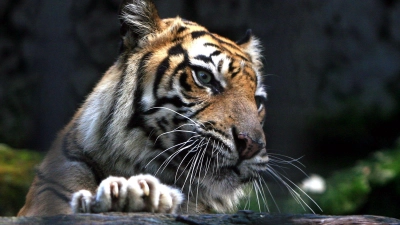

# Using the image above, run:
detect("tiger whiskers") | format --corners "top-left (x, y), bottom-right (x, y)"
top-left (153, 123), bottom-right (197, 144)
top-left (200, 140), bottom-right (212, 183)
top-left (183, 139), bottom-right (205, 212)
top-left (194, 137), bottom-right (210, 212)
top-left (252, 178), bottom-right (263, 212)
top-left (144, 135), bottom-right (200, 170)
top-left (267, 153), bottom-right (306, 174)
top-left (238, 153), bottom-right (322, 214)
top-left (174, 137), bottom-right (208, 182)
top-left (258, 174), bottom-right (279, 212)
top-left (155, 137), bottom-right (200, 175)
top-left (259, 156), bottom-right (322, 214)
top-left (150, 106), bottom-right (205, 128)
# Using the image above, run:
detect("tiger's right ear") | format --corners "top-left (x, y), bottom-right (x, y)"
top-left (119, 0), bottom-right (162, 48)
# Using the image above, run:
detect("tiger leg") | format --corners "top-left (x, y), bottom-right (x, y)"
top-left (71, 175), bottom-right (183, 213)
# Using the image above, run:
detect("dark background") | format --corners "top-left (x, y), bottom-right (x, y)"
top-left (1, 0), bottom-right (400, 215)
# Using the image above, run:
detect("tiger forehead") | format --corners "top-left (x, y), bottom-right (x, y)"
top-left (162, 18), bottom-right (251, 62)
top-left (146, 18), bottom-right (258, 84)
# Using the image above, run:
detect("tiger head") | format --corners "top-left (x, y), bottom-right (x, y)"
top-left (79, 0), bottom-right (268, 212)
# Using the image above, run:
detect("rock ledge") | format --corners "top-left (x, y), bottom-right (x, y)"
top-left (2, 211), bottom-right (399, 225)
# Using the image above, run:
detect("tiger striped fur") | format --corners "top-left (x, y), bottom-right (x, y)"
top-left (18, 0), bottom-right (269, 216)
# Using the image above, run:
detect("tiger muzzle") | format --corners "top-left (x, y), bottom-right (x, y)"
top-left (238, 133), bottom-right (265, 159)
top-left (236, 132), bottom-right (266, 159)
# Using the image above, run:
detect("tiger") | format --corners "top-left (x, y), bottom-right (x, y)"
top-left (18, 0), bottom-right (269, 216)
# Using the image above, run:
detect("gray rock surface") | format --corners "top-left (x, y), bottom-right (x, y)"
top-left (1, 212), bottom-right (400, 225)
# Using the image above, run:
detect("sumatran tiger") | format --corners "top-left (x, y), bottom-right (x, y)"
top-left (18, 0), bottom-right (272, 216)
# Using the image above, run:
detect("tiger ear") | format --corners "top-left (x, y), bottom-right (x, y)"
top-left (237, 29), bottom-right (263, 69)
top-left (119, 0), bottom-right (162, 47)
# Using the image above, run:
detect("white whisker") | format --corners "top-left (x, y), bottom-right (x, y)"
top-left (145, 135), bottom-right (200, 169)
top-left (156, 138), bottom-right (200, 175)
top-left (259, 175), bottom-right (279, 212)
top-left (150, 106), bottom-right (204, 128)
top-left (252, 180), bottom-right (262, 212)
top-left (265, 165), bottom-right (322, 213)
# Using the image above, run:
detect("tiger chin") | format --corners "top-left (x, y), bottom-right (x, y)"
top-left (18, 0), bottom-right (268, 216)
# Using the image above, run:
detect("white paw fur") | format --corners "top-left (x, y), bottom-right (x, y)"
top-left (71, 174), bottom-right (183, 213)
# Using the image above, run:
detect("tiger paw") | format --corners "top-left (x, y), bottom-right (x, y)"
top-left (70, 175), bottom-right (183, 213)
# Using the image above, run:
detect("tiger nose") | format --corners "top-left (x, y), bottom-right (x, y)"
top-left (236, 133), bottom-right (266, 160)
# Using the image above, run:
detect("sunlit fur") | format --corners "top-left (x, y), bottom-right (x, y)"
top-left (18, 0), bottom-right (318, 216)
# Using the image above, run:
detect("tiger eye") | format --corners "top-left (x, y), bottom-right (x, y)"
top-left (196, 70), bottom-right (212, 84)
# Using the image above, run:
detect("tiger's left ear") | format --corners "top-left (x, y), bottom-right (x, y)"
top-left (119, 0), bottom-right (162, 49)
top-left (237, 29), bottom-right (263, 69)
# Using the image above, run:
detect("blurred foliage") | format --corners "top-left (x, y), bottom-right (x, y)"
top-left (277, 139), bottom-right (400, 218)
top-left (0, 143), bottom-right (43, 216)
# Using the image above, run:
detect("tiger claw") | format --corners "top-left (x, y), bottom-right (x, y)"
top-left (139, 179), bottom-right (150, 196)
top-left (111, 181), bottom-right (119, 198)
top-left (80, 198), bottom-right (87, 212)
top-left (71, 190), bottom-right (93, 213)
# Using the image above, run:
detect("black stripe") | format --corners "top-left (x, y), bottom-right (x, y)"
top-left (231, 69), bottom-right (240, 78)
top-left (228, 61), bottom-right (234, 73)
top-left (211, 82), bottom-right (224, 95)
top-left (140, 96), bottom-right (193, 120)
top-left (156, 117), bottom-right (169, 133)
top-left (242, 69), bottom-right (255, 82)
top-left (206, 127), bottom-right (230, 140)
top-left (172, 51), bottom-right (189, 80)
top-left (195, 130), bottom-right (231, 148)
top-left (37, 187), bottom-right (70, 204)
top-left (169, 43), bottom-right (185, 56)
top-left (217, 60), bottom-right (223, 73)
top-left (172, 37), bottom-right (183, 43)
top-left (204, 37), bottom-right (249, 63)
top-left (127, 52), bottom-right (153, 129)
top-left (194, 55), bottom-right (214, 65)
top-left (194, 33), bottom-right (250, 62)
top-left (203, 121), bottom-right (217, 131)
top-left (101, 56), bottom-right (130, 142)
top-left (188, 103), bottom-right (211, 119)
top-left (35, 170), bottom-right (73, 194)
top-left (153, 58), bottom-right (170, 98)
top-left (202, 38), bottom-right (234, 57)
top-left (179, 72), bottom-right (192, 92)
top-left (191, 31), bottom-right (208, 39)
top-left (235, 53), bottom-right (249, 62)
top-left (153, 96), bottom-right (195, 110)
top-left (35, 170), bottom-right (72, 204)
top-left (172, 107), bottom-right (197, 124)
top-left (210, 50), bottom-right (221, 57)
top-left (176, 26), bottom-right (188, 34)
top-left (62, 129), bottom-right (104, 185)
top-left (209, 33), bottom-right (243, 53)
top-left (165, 44), bottom-right (190, 94)
top-left (181, 91), bottom-right (198, 100)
